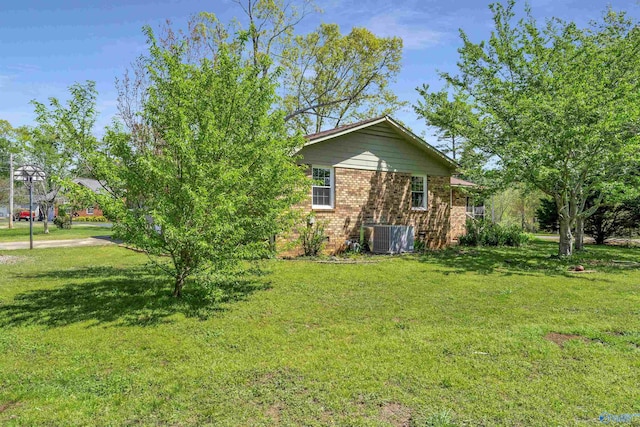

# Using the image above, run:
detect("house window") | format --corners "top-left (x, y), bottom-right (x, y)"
top-left (312, 166), bottom-right (334, 209)
top-left (86, 207), bottom-right (94, 215)
top-left (411, 175), bottom-right (427, 210)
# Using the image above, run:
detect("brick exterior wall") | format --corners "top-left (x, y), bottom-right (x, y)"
top-left (53, 205), bottom-right (103, 218)
top-left (283, 166), bottom-right (459, 255)
top-left (450, 188), bottom-right (468, 241)
top-left (75, 206), bottom-right (104, 217)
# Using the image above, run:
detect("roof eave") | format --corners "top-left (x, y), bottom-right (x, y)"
top-left (303, 116), bottom-right (388, 146)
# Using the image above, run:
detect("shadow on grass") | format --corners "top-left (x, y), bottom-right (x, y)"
top-left (414, 240), bottom-right (640, 277)
top-left (0, 266), bottom-right (270, 328)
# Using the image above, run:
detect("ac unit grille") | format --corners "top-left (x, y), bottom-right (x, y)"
top-left (372, 225), bottom-right (414, 254)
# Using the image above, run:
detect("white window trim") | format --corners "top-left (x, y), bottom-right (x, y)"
top-left (311, 165), bottom-right (335, 210)
top-left (86, 206), bottom-right (95, 215)
top-left (411, 175), bottom-right (428, 211)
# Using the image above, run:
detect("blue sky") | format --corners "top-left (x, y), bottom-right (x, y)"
top-left (1, 0), bottom-right (638, 143)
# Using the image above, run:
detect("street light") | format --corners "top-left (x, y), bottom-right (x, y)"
top-left (13, 165), bottom-right (45, 249)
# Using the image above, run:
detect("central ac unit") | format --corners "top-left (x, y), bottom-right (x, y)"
top-left (372, 225), bottom-right (414, 254)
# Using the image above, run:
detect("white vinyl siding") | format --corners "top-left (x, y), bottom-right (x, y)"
top-left (312, 166), bottom-right (334, 209)
top-left (298, 123), bottom-right (451, 176)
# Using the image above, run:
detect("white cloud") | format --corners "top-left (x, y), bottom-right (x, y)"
top-left (0, 75), bottom-right (12, 88)
top-left (366, 11), bottom-right (445, 50)
top-left (5, 64), bottom-right (40, 73)
top-left (0, 110), bottom-right (33, 127)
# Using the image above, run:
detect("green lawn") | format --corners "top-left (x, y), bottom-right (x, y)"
top-left (0, 220), bottom-right (112, 242)
top-left (0, 242), bottom-right (639, 426)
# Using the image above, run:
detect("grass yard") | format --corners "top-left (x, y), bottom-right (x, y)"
top-left (0, 220), bottom-right (112, 242)
top-left (0, 241), bottom-right (639, 425)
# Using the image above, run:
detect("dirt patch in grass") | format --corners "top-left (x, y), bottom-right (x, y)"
top-left (0, 255), bottom-right (25, 265)
top-left (265, 404), bottom-right (282, 422)
top-left (379, 402), bottom-right (412, 427)
top-left (545, 332), bottom-right (590, 348)
top-left (0, 401), bottom-right (20, 413)
top-left (590, 260), bottom-right (640, 268)
top-left (314, 256), bottom-right (384, 264)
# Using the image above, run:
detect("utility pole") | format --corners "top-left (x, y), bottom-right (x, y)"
top-left (28, 175), bottom-right (33, 249)
top-left (8, 153), bottom-right (14, 229)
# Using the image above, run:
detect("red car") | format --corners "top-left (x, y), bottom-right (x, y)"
top-left (15, 211), bottom-right (36, 221)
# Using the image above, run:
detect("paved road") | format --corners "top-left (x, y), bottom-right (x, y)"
top-left (534, 235), bottom-right (595, 243)
top-left (0, 236), bottom-right (116, 251)
top-left (534, 235), bottom-right (640, 245)
top-left (0, 221), bottom-right (113, 229)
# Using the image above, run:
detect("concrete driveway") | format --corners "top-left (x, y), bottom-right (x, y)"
top-left (534, 235), bottom-right (640, 246)
top-left (0, 236), bottom-right (116, 251)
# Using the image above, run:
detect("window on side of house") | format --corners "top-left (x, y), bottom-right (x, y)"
top-left (86, 207), bottom-right (94, 215)
top-left (312, 166), bottom-right (334, 209)
top-left (411, 175), bottom-right (427, 210)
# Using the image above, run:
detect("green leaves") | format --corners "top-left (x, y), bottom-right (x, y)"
top-left (281, 23), bottom-right (404, 133)
top-left (431, 0), bottom-right (640, 255)
top-left (414, 84), bottom-right (481, 170)
top-left (21, 81), bottom-right (100, 233)
top-left (86, 28), bottom-right (308, 295)
top-left (144, 2), bottom-right (403, 135)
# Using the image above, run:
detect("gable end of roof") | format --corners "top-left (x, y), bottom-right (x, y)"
top-left (303, 116), bottom-right (458, 170)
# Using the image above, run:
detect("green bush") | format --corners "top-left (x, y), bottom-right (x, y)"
top-left (298, 215), bottom-right (327, 256)
top-left (75, 216), bottom-right (108, 222)
top-left (414, 239), bottom-right (427, 253)
top-left (53, 214), bottom-right (71, 229)
top-left (459, 219), bottom-right (530, 247)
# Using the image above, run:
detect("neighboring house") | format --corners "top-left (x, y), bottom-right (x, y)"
top-left (450, 176), bottom-right (484, 239)
top-left (453, 177), bottom-right (485, 220)
top-left (52, 178), bottom-right (105, 218)
top-left (72, 178), bottom-right (104, 217)
top-left (288, 115), bottom-right (476, 254)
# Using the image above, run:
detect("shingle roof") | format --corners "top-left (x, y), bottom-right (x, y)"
top-left (73, 178), bottom-right (105, 193)
top-left (304, 116), bottom-right (387, 142)
top-left (450, 177), bottom-right (477, 187)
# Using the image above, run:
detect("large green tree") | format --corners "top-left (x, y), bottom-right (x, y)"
top-left (281, 23), bottom-right (403, 134)
top-left (82, 28), bottom-right (308, 297)
top-left (0, 120), bottom-right (12, 165)
top-left (0, 120), bottom-right (15, 228)
top-left (413, 85), bottom-right (491, 185)
top-left (437, 1), bottom-right (640, 256)
top-left (28, 81), bottom-right (98, 233)
top-left (414, 86), bottom-right (476, 162)
top-left (117, 0), bottom-right (404, 136)
top-left (1, 120), bottom-right (30, 228)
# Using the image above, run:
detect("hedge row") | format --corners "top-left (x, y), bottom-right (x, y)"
top-left (74, 216), bottom-right (108, 223)
top-left (459, 218), bottom-right (531, 247)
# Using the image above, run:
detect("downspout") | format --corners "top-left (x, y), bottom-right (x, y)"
top-left (8, 153), bottom-right (14, 229)
top-left (449, 180), bottom-right (453, 243)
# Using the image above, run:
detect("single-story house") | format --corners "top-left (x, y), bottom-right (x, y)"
top-left (71, 178), bottom-right (104, 217)
top-left (287, 115), bottom-right (478, 254)
top-left (52, 178), bottom-right (105, 218)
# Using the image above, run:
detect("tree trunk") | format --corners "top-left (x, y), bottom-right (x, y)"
top-left (558, 217), bottom-right (573, 256)
top-left (574, 217), bottom-right (584, 251)
top-left (173, 275), bottom-right (184, 298)
top-left (42, 203), bottom-right (49, 234)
